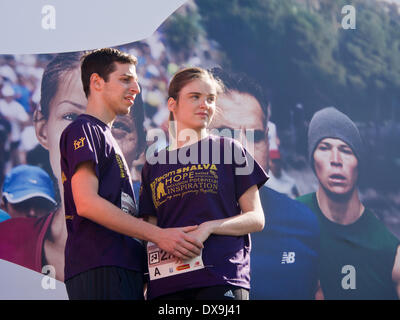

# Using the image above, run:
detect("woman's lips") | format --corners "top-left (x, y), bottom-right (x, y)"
top-left (195, 112), bottom-right (208, 117)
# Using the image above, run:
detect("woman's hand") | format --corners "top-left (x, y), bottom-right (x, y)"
top-left (186, 221), bottom-right (214, 245)
top-left (171, 222), bottom-right (213, 264)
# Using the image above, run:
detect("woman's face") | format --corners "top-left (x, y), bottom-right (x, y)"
top-left (36, 69), bottom-right (87, 185)
top-left (169, 77), bottom-right (218, 134)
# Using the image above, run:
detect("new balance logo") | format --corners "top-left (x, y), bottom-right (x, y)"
top-left (224, 290), bottom-right (235, 299)
top-left (281, 252), bottom-right (295, 264)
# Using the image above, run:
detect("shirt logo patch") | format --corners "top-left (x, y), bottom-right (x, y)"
top-left (61, 171), bottom-right (67, 184)
top-left (150, 164), bottom-right (219, 209)
top-left (73, 137), bottom-right (85, 150)
top-left (281, 252), bottom-right (296, 264)
top-left (156, 182), bottom-right (166, 199)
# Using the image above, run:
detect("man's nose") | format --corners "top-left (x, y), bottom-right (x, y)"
top-left (330, 148), bottom-right (342, 166)
top-left (28, 207), bottom-right (36, 217)
top-left (130, 81), bottom-right (140, 94)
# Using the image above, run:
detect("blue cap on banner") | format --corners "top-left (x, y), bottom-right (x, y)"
top-left (2, 165), bottom-right (56, 205)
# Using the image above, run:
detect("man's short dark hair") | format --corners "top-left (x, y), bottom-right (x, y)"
top-left (81, 48), bottom-right (138, 98)
top-left (210, 67), bottom-right (269, 125)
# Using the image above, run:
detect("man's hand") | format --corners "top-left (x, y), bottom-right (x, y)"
top-left (156, 225), bottom-right (204, 261)
top-left (71, 161), bottom-right (202, 259)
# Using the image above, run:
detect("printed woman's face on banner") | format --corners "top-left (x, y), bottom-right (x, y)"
top-left (313, 138), bottom-right (359, 196)
top-left (35, 69), bottom-right (87, 185)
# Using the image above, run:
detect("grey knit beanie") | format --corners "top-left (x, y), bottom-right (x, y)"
top-left (308, 107), bottom-right (364, 167)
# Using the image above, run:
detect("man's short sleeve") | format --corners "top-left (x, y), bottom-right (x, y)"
top-left (60, 121), bottom-right (103, 179)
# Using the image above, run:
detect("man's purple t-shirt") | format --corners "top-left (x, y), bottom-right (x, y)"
top-left (139, 135), bottom-right (268, 299)
top-left (60, 114), bottom-right (145, 281)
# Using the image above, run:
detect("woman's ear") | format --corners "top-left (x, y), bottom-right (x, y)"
top-left (34, 109), bottom-right (49, 150)
top-left (167, 97), bottom-right (176, 113)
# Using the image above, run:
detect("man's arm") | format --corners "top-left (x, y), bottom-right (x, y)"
top-left (71, 161), bottom-right (203, 260)
top-left (187, 185), bottom-right (265, 243)
top-left (144, 215), bottom-right (158, 226)
top-left (392, 245), bottom-right (400, 299)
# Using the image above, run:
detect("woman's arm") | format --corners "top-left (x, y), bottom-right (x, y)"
top-left (187, 185), bottom-right (265, 243)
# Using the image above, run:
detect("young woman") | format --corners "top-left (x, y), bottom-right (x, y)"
top-left (139, 67), bottom-right (269, 300)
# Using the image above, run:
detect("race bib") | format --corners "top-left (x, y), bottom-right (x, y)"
top-left (147, 242), bottom-right (204, 281)
top-left (121, 191), bottom-right (137, 216)
top-left (121, 192), bottom-right (143, 245)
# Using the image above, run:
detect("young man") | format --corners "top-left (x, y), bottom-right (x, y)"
top-left (298, 107), bottom-right (400, 299)
top-left (60, 48), bottom-right (203, 300)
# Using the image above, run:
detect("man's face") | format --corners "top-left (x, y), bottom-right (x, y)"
top-left (35, 68), bottom-right (142, 190)
top-left (313, 138), bottom-right (359, 196)
top-left (2, 197), bottom-right (55, 218)
top-left (102, 63), bottom-right (140, 117)
top-left (209, 90), bottom-right (269, 171)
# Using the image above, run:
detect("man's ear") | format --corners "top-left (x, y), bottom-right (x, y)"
top-left (34, 109), bottom-right (49, 150)
top-left (90, 73), bottom-right (104, 93)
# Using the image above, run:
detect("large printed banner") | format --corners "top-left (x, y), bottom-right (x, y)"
top-left (0, 0), bottom-right (399, 300)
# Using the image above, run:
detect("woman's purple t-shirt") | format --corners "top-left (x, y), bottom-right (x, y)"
top-left (139, 135), bottom-right (268, 299)
top-left (60, 114), bottom-right (145, 281)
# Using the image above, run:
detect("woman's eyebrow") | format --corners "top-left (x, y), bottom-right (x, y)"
top-left (57, 100), bottom-right (86, 110)
top-left (187, 91), bottom-right (202, 95)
